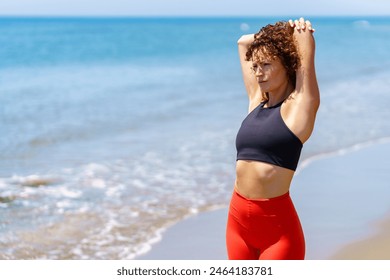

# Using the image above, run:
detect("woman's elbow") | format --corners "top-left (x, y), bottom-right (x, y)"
top-left (237, 34), bottom-right (254, 46)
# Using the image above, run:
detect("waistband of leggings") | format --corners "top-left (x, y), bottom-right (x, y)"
top-left (233, 188), bottom-right (290, 202)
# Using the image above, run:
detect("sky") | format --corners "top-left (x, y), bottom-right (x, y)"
top-left (0, 0), bottom-right (389, 17)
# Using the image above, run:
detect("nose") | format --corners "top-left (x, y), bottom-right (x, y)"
top-left (254, 67), bottom-right (263, 76)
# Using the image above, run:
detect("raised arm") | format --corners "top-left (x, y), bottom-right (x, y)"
top-left (283, 18), bottom-right (320, 143)
top-left (237, 34), bottom-right (261, 111)
top-left (290, 18), bottom-right (320, 109)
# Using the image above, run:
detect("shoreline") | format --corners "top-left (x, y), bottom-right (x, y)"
top-left (330, 212), bottom-right (390, 259)
top-left (137, 207), bottom-right (229, 260)
top-left (292, 138), bottom-right (390, 259)
top-left (137, 138), bottom-right (390, 260)
top-left (296, 136), bottom-right (390, 175)
top-left (138, 208), bottom-right (390, 260)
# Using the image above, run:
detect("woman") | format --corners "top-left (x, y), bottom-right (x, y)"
top-left (226, 18), bottom-right (320, 260)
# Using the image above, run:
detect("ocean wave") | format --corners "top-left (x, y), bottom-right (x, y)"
top-left (353, 20), bottom-right (370, 29)
top-left (0, 129), bottom-right (235, 259)
top-left (297, 136), bottom-right (390, 175)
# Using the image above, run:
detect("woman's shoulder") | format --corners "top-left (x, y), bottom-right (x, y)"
top-left (280, 91), bottom-right (319, 144)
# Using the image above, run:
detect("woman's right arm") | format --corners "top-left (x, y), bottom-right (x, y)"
top-left (237, 34), bottom-right (260, 110)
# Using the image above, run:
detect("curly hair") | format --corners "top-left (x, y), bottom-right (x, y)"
top-left (246, 21), bottom-right (300, 99)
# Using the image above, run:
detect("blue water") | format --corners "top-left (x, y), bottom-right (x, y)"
top-left (1, 17), bottom-right (390, 259)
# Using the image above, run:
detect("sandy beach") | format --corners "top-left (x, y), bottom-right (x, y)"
top-left (330, 212), bottom-right (390, 259)
top-left (138, 139), bottom-right (390, 260)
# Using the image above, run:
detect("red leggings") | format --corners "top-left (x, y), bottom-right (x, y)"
top-left (226, 189), bottom-right (305, 260)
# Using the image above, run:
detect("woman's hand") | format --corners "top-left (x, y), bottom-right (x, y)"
top-left (289, 17), bottom-right (315, 32)
top-left (288, 18), bottom-right (315, 63)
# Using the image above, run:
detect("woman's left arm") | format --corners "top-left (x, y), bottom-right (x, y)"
top-left (291, 18), bottom-right (320, 110)
top-left (285, 18), bottom-right (320, 143)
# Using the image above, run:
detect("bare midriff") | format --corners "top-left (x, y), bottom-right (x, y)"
top-left (235, 160), bottom-right (295, 199)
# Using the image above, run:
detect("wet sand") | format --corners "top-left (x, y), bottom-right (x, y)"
top-left (330, 213), bottom-right (390, 259)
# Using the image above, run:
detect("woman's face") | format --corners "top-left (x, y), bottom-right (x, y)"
top-left (252, 50), bottom-right (289, 94)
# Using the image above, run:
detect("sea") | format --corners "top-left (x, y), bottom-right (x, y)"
top-left (1, 16), bottom-right (390, 259)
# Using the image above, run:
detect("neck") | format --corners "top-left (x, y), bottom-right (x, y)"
top-left (264, 83), bottom-right (294, 107)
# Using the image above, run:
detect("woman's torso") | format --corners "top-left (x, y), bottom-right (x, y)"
top-left (235, 160), bottom-right (294, 199)
top-left (235, 100), bottom-right (303, 199)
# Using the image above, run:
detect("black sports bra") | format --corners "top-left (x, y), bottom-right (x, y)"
top-left (235, 100), bottom-right (302, 171)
